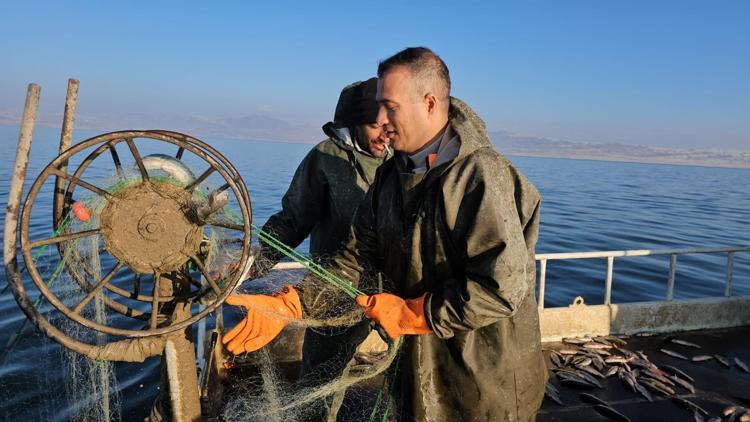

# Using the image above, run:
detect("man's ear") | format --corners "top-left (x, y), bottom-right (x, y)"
top-left (424, 92), bottom-right (438, 115)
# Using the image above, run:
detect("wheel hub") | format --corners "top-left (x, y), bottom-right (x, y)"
top-left (101, 181), bottom-right (202, 274)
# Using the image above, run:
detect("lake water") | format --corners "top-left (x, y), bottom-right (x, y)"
top-left (1, 125), bottom-right (748, 420)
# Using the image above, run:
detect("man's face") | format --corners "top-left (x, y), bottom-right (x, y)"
top-left (376, 66), bottom-right (430, 154)
top-left (358, 123), bottom-right (390, 158)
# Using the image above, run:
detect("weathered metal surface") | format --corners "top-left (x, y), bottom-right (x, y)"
top-left (539, 296), bottom-right (750, 341)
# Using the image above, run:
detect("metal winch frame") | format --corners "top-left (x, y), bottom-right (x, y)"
top-left (3, 80), bottom-right (252, 421)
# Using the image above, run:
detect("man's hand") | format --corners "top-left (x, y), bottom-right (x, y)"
top-left (222, 285), bottom-right (302, 354)
top-left (355, 293), bottom-right (432, 339)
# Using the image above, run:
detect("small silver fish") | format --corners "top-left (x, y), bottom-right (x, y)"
top-left (579, 392), bottom-right (608, 406)
top-left (559, 348), bottom-right (580, 355)
top-left (593, 404), bottom-right (631, 422)
top-left (673, 397), bottom-right (709, 416)
top-left (660, 349), bottom-right (689, 360)
top-left (714, 354), bottom-right (731, 368)
top-left (605, 356), bottom-right (632, 364)
top-left (605, 366), bottom-right (619, 377)
top-left (691, 355), bottom-right (714, 362)
top-left (661, 365), bottom-right (695, 383)
top-left (735, 357), bottom-right (750, 373)
top-left (634, 382), bottom-right (653, 402)
top-left (670, 338), bottom-right (703, 349)
top-left (563, 337), bottom-right (592, 345)
top-left (667, 374), bottom-right (695, 393)
top-left (545, 382), bottom-right (564, 405)
top-left (584, 342), bottom-right (613, 350)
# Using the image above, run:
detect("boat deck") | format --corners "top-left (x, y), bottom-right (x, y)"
top-left (539, 326), bottom-right (750, 421)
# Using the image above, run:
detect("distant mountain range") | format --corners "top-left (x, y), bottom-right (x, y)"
top-left (490, 130), bottom-right (750, 169)
top-left (1, 109), bottom-right (747, 169)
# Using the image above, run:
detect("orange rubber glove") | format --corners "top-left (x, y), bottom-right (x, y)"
top-left (222, 285), bottom-right (302, 354)
top-left (355, 293), bottom-right (432, 339)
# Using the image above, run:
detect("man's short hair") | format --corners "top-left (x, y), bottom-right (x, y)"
top-left (378, 47), bottom-right (451, 104)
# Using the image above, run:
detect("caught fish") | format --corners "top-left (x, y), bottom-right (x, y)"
top-left (661, 365), bottom-right (695, 383)
top-left (592, 355), bottom-right (606, 372)
top-left (714, 354), bottom-right (731, 368)
top-left (559, 377), bottom-right (597, 389)
top-left (605, 366), bottom-right (619, 377)
top-left (550, 352), bottom-right (563, 367)
top-left (563, 337), bottom-right (592, 345)
top-left (670, 338), bottom-right (703, 349)
top-left (673, 397), bottom-right (709, 416)
top-left (618, 371), bottom-right (637, 393)
top-left (736, 357), bottom-right (750, 373)
top-left (592, 337), bottom-right (614, 346)
top-left (667, 374), bottom-right (695, 393)
top-left (594, 404), bottom-right (631, 422)
top-left (692, 355), bottom-right (714, 362)
top-left (636, 351), bottom-right (650, 361)
top-left (573, 356), bottom-right (593, 366)
top-left (559, 348), bottom-right (580, 355)
top-left (660, 349), bottom-right (689, 360)
top-left (606, 356), bottom-right (632, 364)
top-left (576, 364), bottom-right (605, 379)
top-left (545, 382), bottom-right (564, 405)
top-left (602, 335), bottom-right (628, 346)
top-left (580, 392), bottom-right (609, 406)
top-left (584, 342), bottom-right (613, 350)
top-left (634, 382), bottom-right (654, 402)
top-left (642, 379), bottom-right (675, 396)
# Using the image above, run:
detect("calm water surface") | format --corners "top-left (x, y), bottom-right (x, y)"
top-left (1, 125), bottom-right (748, 420)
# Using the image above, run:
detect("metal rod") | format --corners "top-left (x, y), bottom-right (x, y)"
top-left (184, 167), bottom-right (215, 192)
top-left (4, 84), bottom-right (40, 268)
top-left (72, 262), bottom-right (123, 314)
top-left (49, 168), bottom-right (114, 200)
top-left (176, 146), bottom-right (185, 160)
top-left (109, 141), bottom-right (123, 177)
top-left (536, 245), bottom-right (750, 260)
top-left (604, 256), bottom-right (614, 305)
top-left (126, 138), bottom-right (150, 181)
top-left (28, 228), bottom-right (101, 249)
top-left (190, 255), bottom-right (222, 295)
top-left (133, 273), bottom-right (141, 298)
top-left (667, 254), bottom-right (677, 301)
top-left (538, 259), bottom-right (547, 309)
top-left (206, 220), bottom-right (244, 231)
top-left (54, 78), bottom-right (79, 229)
top-left (725, 252), bottom-right (735, 297)
top-left (150, 274), bottom-right (160, 329)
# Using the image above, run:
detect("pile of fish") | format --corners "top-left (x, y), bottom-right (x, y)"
top-left (544, 334), bottom-right (750, 422)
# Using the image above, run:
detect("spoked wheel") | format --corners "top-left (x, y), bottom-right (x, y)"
top-left (11, 130), bottom-right (252, 355)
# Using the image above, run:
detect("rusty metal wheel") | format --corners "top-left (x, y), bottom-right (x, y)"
top-left (16, 130), bottom-right (252, 339)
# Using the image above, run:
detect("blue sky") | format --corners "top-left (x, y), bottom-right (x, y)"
top-left (1, 1), bottom-right (748, 149)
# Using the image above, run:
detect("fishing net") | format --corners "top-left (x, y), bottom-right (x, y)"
top-left (2, 142), bottom-right (404, 421)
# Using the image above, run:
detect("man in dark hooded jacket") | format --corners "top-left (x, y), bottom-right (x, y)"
top-left (224, 78), bottom-right (390, 418)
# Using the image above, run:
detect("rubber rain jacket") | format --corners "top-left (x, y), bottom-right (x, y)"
top-left (328, 98), bottom-right (547, 421)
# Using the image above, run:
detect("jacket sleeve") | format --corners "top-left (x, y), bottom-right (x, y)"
top-left (256, 148), bottom-right (328, 275)
top-left (426, 153), bottom-right (541, 339)
top-left (299, 178), bottom-right (380, 318)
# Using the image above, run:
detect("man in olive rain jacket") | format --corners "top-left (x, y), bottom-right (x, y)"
top-left (335, 47), bottom-right (547, 421)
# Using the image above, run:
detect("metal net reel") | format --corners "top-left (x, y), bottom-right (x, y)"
top-left (7, 130), bottom-right (252, 361)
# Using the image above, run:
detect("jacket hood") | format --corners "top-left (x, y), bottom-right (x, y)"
top-left (448, 97), bottom-right (494, 163)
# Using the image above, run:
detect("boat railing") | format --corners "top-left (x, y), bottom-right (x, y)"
top-left (535, 245), bottom-right (750, 309)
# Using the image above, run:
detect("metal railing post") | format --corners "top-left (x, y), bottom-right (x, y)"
top-left (538, 259), bottom-right (547, 309)
top-left (725, 252), bottom-right (735, 297)
top-left (667, 254), bottom-right (677, 301)
top-left (604, 256), bottom-right (614, 305)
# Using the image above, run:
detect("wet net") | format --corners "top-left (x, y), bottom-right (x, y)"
top-left (1, 142), bottom-right (403, 421)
